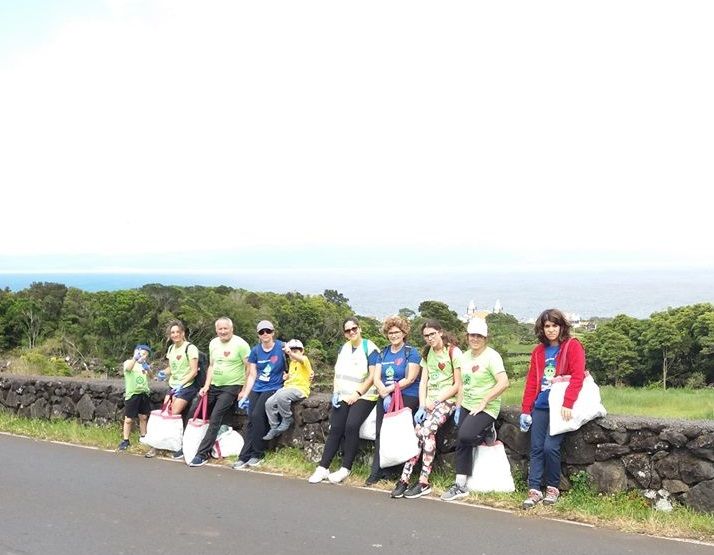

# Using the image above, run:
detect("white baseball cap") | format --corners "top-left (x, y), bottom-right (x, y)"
top-left (467, 318), bottom-right (488, 336)
top-left (287, 339), bottom-right (304, 350)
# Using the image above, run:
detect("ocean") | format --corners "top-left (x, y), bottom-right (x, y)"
top-left (2, 268), bottom-right (713, 321)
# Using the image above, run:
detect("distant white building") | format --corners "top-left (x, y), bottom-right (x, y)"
top-left (463, 299), bottom-right (502, 322)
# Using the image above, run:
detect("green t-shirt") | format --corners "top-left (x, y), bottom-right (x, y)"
top-left (166, 342), bottom-right (199, 388)
top-left (209, 335), bottom-right (250, 386)
top-left (421, 346), bottom-right (462, 403)
top-left (123, 360), bottom-right (151, 400)
top-left (459, 346), bottom-right (506, 418)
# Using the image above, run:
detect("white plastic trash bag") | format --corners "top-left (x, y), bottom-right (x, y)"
top-left (211, 426), bottom-right (244, 458)
top-left (549, 373), bottom-right (607, 436)
top-left (379, 385), bottom-right (419, 468)
top-left (466, 442), bottom-right (515, 493)
top-left (359, 406), bottom-right (377, 441)
top-left (141, 398), bottom-right (183, 452)
top-left (183, 395), bottom-right (209, 464)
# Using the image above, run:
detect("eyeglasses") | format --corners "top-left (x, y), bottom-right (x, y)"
top-left (468, 333), bottom-right (486, 339)
top-left (387, 330), bottom-right (403, 337)
top-left (258, 329), bottom-right (274, 335)
top-left (344, 326), bottom-right (359, 334)
top-left (423, 331), bottom-right (437, 339)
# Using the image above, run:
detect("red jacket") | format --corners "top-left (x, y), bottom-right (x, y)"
top-left (521, 337), bottom-right (586, 414)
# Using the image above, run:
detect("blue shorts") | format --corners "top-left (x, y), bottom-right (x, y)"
top-left (173, 384), bottom-right (199, 402)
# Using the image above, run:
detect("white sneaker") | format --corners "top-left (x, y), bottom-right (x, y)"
top-left (328, 467), bottom-right (351, 484)
top-left (308, 466), bottom-right (330, 483)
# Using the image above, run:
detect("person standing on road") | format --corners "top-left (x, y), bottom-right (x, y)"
top-left (392, 320), bottom-right (462, 499)
top-left (117, 344), bottom-right (153, 451)
top-left (520, 308), bottom-right (586, 508)
top-left (188, 317), bottom-right (250, 467)
top-left (308, 317), bottom-right (380, 485)
top-left (441, 319), bottom-right (509, 502)
top-left (233, 320), bottom-right (287, 469)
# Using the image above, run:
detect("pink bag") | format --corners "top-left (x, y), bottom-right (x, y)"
top-left (379, 383), bottom-right (420, 468)
top-left (141, 396), bottom-right (184, 452)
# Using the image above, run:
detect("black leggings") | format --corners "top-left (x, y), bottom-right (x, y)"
top-left (239, 390), bottom-right (276, 462)
top-left (370, 394), bottom-right (420, 477)
top-left (454, 408), bottom-right (495, 475)
top-left (320, 399), bottom-right (376, 470)
top-left (196, 384), bottom-right (242, 458)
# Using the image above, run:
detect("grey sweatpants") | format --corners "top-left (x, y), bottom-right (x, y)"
top-left (265, 387), bottom-right (305, 429)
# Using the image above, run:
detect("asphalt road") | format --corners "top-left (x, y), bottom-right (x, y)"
top-left (0, 434), bottom-right (710, 555)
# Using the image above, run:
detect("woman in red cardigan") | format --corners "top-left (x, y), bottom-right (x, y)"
top-left (520, 309), bottom-right (585, 508)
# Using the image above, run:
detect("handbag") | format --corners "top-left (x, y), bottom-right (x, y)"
top-left (466, 441), bottom-right (515, 493)
top-left (211, 426), bottom-right (244, 458)
top-left (183, 395), bottom-right (210, 464)
top-left (548, 372), bottom-right (607, 435)
top-left (140, 396), bottom-right (184, 452)
top-left (359, 406), bottom-right (377, 440)
top-left (379, 383), bottom-right (420, 468)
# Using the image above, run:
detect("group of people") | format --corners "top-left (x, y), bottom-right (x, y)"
top-left (120, 308), bottom-right (587, 509)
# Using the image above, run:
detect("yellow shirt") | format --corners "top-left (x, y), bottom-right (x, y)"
top-left (284, 357), bottom-right (312, 398)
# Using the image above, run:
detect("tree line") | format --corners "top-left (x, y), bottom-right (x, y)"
top-left (1, 282), bottom-right (711, 389)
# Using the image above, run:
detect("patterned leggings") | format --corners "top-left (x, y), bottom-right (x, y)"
top-left (401, 400), bottom-right (455, 484)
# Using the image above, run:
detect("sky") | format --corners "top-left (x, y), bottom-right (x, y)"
top-left (1, 1), bottom-right (713, 273)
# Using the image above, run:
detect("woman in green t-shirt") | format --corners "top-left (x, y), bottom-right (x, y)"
top-left (441, 318), bottom-right (509, 501)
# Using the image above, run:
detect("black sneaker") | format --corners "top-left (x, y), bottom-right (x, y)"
top-left (364, 472), bottom-right (385, 486)
top-left (404, 482), bottom-right (432, 499)
top-left (390, 481), bottom-right (409, 498)
top-left (171, 449), bottom-right (184, 460)
top-left (117, 439), bottom-right (130, 451)
top-left (188, 454), bottom-right (207, 467)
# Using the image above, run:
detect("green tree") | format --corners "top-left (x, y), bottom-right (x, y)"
top-left (641, 312), bottom-right (686, 390)
top-left (582, 327), bottom-right (638, 385)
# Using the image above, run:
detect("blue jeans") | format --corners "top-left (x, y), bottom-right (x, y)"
top-left (527, 408), bottom-right (565, 489)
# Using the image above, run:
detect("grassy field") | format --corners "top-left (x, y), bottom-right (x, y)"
top-left (1, 412), bottom-right (713, 542)
top-left (501, 378), bottom-right (714, 420)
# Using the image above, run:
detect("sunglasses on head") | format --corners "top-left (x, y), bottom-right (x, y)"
top-left (258, 329), bottom-right (274, 335)
top-left (344, 326), bottom-right (359, 334)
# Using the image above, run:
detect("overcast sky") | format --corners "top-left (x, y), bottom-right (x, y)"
top-left (1, 1), bottom-right (712, 272)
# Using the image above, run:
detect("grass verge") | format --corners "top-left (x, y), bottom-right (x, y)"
top-left (1, 411), bottom-right (712, 543)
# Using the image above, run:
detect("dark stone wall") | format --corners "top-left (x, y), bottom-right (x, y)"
top-left (1, 374), bottom-right (712, 513)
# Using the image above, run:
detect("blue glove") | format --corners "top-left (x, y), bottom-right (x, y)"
top-left (237, 397), bottom-right (250, 411)
top-left (141, 362), bottom-right (151, 372)
top-left (453, 407), bottom-right (460, 426)
top-left (382, 394), bottom-right (392, 412)
top-left (156, 370), bottom-right (166, 381)
top-left (519, 413), bottom-right (532, 432)
top-left (414, 407), bottom-right (426, 425)
top-left (331, 393), bottom-right (340, 408)
top-left (133, 351), bottom-right (143, 361)
top-left (170, 384), bottom-right (183, 395)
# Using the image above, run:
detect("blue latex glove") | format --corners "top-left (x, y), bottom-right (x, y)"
top-left (414, 407), bottom-right (426, 425)
top-left (170, 384), bottom-right (183, 396)
top-left (331, 393), bottom-right (340, 408)
top-left (519, 413), bottom-right (532, 432)
top-left (133, 351), bottom-right (143, 361)
top-left (382, 394), bottom-right (392, 412)
top-left (156, 370), bottom-right (166, 381)
top-left (453, 407), bottom-right (460, 426)
top-left (237, 397), bottom-right (250, 411)
top-left (141, 362), bottom-right (151, 373)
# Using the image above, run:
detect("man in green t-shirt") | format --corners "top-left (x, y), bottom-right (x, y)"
top-left (117, 344), bottom-right (153, 451)
top-left (188, 317), bottom-right (251, 467)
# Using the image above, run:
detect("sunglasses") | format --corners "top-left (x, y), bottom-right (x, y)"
top-left (344, 326), bottom-right (359, 334)
top-left (258, 329), bottom-right (274, 335)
